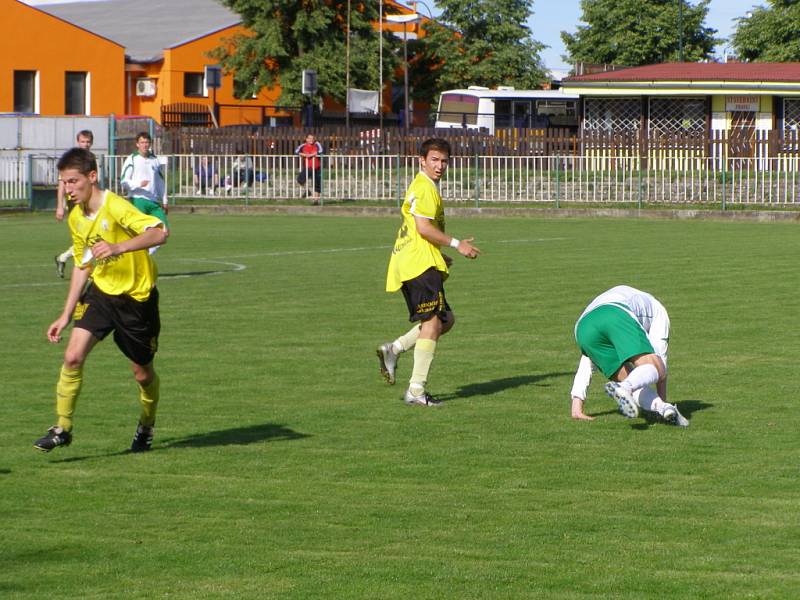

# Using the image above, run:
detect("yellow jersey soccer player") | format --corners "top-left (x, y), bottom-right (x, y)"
top-left (34, 148), bottom-right (167, 453)
top-left (376, 138), bottom-right (480, 406)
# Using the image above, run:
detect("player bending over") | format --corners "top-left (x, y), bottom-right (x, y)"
top-left (570, 285), bottom-right (688, 427)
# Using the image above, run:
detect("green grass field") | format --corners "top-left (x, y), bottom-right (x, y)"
top-left (2, 211), bottom-right (798, 599)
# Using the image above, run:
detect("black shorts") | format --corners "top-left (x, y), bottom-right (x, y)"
top-left (401, 267), bottom-right (451, 323)
top-left (73, 284), bottom-right (160, 366)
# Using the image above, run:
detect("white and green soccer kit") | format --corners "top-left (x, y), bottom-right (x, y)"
top-left (571, 285), bottom-right (670, 399)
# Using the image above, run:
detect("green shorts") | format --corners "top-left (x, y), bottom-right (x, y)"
top-left (575, 304), bottom-right (654, 378)
top-left (131, 197), bottom-right (170, 229)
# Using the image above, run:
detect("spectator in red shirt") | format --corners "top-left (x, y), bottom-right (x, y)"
top-left (295, 133), bottom-right (323, 203)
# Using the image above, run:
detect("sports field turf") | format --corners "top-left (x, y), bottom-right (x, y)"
top-left (2, 211), bottom-right (798, 599)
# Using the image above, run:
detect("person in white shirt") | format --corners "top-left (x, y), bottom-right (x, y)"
top-left (570, 285), bottom-right (688, 427)
top-left (120, 132), bottom-right (168, 225)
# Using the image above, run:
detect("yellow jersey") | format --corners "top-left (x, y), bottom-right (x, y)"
top-left (68, 190), bottom-right (163, 301)
top-left (385, 172), bottom-right (448, 292)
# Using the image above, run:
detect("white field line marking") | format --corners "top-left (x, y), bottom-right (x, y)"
top-left (2, 238), bottom-right (569, 289)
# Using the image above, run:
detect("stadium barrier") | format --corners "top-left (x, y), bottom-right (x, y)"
top-left (4, 153), bottom-right (800, 209)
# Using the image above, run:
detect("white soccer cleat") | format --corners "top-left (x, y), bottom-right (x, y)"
top-left (662, 404), bottom-right (689, 427)
top-left (605, 382), bottom-right (640, 419)
top-left (376, 342), bottom-right (398, 385)
top-left (403, 388), bottom-right (440, 407)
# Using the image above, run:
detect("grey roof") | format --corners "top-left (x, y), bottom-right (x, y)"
top-left (38, 0), bottom-right (241, 63)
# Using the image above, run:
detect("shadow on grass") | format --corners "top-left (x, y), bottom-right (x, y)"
top-left (50, 423), bottom-right (308, 463)
top-left (164, 423), bottom-right (308, 448)
top-left (436, 372), bottom-right (572, 402)
top-left (0, 468), bottom-right (11, 475)
top-left (630, 399), bottom-right (713, 430)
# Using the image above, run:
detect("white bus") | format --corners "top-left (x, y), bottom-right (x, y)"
top-left (434, 87), bottom-right (579, 134)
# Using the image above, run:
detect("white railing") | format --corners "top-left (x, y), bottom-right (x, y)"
top-left (5, 152), bottom-right (800, 208)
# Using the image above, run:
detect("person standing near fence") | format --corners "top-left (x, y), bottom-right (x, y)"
top-left (54, 130), bottom-right (93, 278)
top-left (120, 132), bottom-right (169, 247)
top-left (295, 133), bottom-right (323, 203)
top-left (34, 147), bottom-right (167, 453)
top-left (376, 138), bottom-right (481, 406)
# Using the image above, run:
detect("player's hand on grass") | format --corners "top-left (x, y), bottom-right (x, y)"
top-left (571, 396), bottom-right (595, 421)
top-left (457, 237), bottom-right (480, 259)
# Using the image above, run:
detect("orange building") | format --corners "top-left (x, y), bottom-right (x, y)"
top-left (2, 0), bottom-right (125, 116)
top-left (7, 0), bottom-right (429, 127)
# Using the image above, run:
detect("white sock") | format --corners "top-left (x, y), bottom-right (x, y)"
top-left (58, 249), bottom-right (72, 262)
top-left (635, 386), bottom-right (666, 414)
top-left (622, 364), bottom-right (659, 392)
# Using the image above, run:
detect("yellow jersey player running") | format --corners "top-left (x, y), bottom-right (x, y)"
top-left (34, 147), bottom-right (167, 453)
top-left (376, 138), bottom-right (480, 406)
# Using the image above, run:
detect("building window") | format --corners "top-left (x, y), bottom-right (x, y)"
top-left (583, 98), bottom-right (641, 132)
top-left (65, 71), bottom-right (89, 115)
top-left (184, 72), bottom-right (206, 97)
top-left (14, 70), bottom-right (38, 113)
top-left (649, 98), bottom-right (706, 137)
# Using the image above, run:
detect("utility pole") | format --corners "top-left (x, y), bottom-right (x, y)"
top-left (678, 0), bottom-right (684, 62)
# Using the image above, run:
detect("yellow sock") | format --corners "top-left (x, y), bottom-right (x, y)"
top-left (56, 365), bottom-right (82, 432)
top-left (394, 324), bottom-right (421, 353)
top-left (138, 373), bottom-right (160, 427)
top-left (409, 338), bottom-right (437, 391)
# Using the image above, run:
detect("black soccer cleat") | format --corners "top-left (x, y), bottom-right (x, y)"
top-left (34, 426), bottom-right (72, 452)
top-left (130, 422), bottom-right (154, 452)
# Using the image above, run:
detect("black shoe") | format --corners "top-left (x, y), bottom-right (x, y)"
top-left (130, 422), bottom-right (154, 452)
top-left (34, 426), bottom-right (72, 452)
top-left (55, 255), bottom-right (66, 278)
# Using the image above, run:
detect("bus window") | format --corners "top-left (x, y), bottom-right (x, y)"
top-left (438, 93), bottom-right (479, 126)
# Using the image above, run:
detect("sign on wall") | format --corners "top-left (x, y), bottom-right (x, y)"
top-left (726, 95), bottom-right (759, 112)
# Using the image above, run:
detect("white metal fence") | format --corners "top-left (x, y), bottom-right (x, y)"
top-left (5, 152), bottom-right (800, 208)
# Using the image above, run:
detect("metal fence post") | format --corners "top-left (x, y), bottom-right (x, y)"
top-left (396, 154), bottom-right (402, 208)
top-left (721, 166), bottom-right (727, 211)
top-left (637, 161), bottom-right (643, 210)
top-left (555, 156), bottom-right (561, 209)
top-left (473, 146), bottom-right (480, 208)
top-left (26, 154), bottom-right (33, 210)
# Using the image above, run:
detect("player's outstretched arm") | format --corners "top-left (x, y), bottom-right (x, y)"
top-left (414, 216), bottom-right (480, 259)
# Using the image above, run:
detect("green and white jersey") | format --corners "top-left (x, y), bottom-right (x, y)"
top-left (576, 285), bottom-right (670, 361)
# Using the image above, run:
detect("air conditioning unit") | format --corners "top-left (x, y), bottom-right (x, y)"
top-left (135, 79), bottom-right (156, 97)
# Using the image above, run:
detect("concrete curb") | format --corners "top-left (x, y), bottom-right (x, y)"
top-left (172, 203), bottom-right (800, 222)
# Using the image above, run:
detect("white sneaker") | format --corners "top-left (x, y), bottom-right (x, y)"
top-left (605, 382), bottom-right (640, 418)
top-left (662, 404), bottom-right (689, 427)
top-left (376, 342), bottom-right (398, 385)
top-left (404, 388), bottom-right (441, 407)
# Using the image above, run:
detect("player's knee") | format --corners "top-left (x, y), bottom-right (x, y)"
top-left (62, 351), bottom-right (85, 370)
top-left (132, 363), bottom-right (155, 386)
top-left (441, 311), bottom-right (456, 334)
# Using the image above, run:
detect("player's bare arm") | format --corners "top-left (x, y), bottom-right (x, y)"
top-left (413, 215), bottom-right (481, 259)
top-left (91, 225), bottom-right (167, 260)
top-left (47, 266), bottom-right (90, 343)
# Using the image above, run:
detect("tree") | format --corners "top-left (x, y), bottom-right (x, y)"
top-left (212, 1), bottom-right (398, 109)
top-left (732, 0), bottom-right (800, 62)
top-left (561, 0), bottom-right (717, 67)
top-left (416, 0), bottom-right (548, 96)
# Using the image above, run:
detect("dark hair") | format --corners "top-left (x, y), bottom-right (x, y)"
top-left (136, 131), bottom-right (152, 142)
top-left (419, 138), bottom-right (451, 158)
top-left (76, 129), bottom-right (94, 142)
top-left (57, 148), bottom-right (97, 175)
